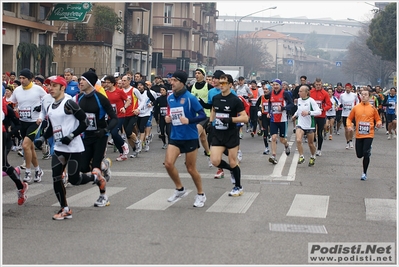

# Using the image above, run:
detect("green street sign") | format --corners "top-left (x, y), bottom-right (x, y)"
top-left (47, 3), bottom-right (92, 21)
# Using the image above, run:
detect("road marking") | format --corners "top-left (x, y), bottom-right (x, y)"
top-left (51, 186), bottom-right (126, 207)
top-left (286, 194), bottom-right (329, 218)
top-left (3, 183), bottom-right (53, 204)
top-left (269, 223), bottom-right (328, 234)
top-left (206, 192), bottom-right (259, 213)
top-left (364, 198), bottom-right (396, 222)
top-left (127, 189), bottom-right (193, 210)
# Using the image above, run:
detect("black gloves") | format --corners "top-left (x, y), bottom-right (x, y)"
top-left (94, 128), bottom-right (109, 138)
top-left (60, 133), bottom-right (74, 145)
top-left (34, 136), bottom-right (45, 149)
top-left (33, 105), bottom-right (41, 112)
top-left (220, 117), bottom-right (233, 124)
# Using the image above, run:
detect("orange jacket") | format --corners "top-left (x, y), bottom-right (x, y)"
top-left (346, 102), bottom-right (381, 139)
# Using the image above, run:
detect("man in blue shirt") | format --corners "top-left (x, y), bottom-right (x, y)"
top-left (164, 70), bottom-right (207, 208)
top-left (64, 68), bottom-right (79, 97)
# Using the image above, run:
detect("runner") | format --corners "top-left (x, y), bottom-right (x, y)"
top-left (346, 89), bottom-right (382, 180)
top-left (164, 70), bottom-right (207, 207)
top-left (333, 82), bottom-right (345, 134)
top-left (325, 88), bottom-right (340, 140)
top-left (255, 82), bottom-right (271, 154)
top-left (339, 83), bottom-right (359, 149)
top-left (382, 87), bottom-right (397, 139)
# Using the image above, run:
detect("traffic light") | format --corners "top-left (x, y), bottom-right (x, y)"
top-left (252, 71), bottom-right (256, 76)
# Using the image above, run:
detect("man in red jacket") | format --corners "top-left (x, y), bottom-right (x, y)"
top-left (310, 78), bottom-right (332, 156)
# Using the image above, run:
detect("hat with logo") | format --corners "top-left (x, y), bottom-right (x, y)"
top-left (172, 70), bottom-right (188, 84)
top-left (45, 76), bottom-right (67, 87)
top-left (272, 79), bottom-right (282, 86)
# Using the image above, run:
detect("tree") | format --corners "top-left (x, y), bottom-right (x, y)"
top-left (216, 37), bottom-right (273, 78)
top-left (92, 4), bottom-right (123, 34)
top-left (366, 2), bottom-right (396, 62)
top-left (345, 27), bottom-right (395, 87)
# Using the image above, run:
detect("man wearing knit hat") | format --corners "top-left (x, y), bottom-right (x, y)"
top-left (267, 78), bottom-right (294, 165)
top-left (9, 68), bottom-right (47, 184)
top-left (164, 70), bottom-right (207, 208)
top-left (76, 70), bottom-right (118, 207)
top-left (34, 75), bottom-right (48, 93)
top-left (188, 67), bottom-right (214, 167)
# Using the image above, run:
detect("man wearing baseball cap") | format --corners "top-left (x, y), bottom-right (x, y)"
top-left (35, 75), bottom-right (88, 219)
top-left (9, 68), bottom-right (47, 184)
top-left (164, 70), bottom-right (207, 208)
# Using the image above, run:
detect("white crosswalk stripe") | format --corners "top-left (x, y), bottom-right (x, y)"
top-left (127, 189), bottom-right (193, 210)
top-left (364, 198), bottom-right (396, 222)
top-left (3, 183), bottom-right (53, 205)
top-left (286, 194), bottom-right (330, 218)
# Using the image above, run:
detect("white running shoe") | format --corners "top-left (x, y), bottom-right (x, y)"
top-left (316, 150), bottom-right (322, 156)
top-left (193, 194), bottom-right (206, 208)
top-left (237, 150), bottom-right (243, 162)
top-left (136, 141), bottom-right (142, 153)
top-left (167, 188), bottom-right (188, 202)
top-left (228, 186), bottom-right (243, 197)
top-left (34, 169), bottom-right (43, 183)
top-left (207, 157), bottom-right (213, 168)
top-left (349, 141), bottom-right (354, 148)
top-left (94, 195), bottom-right (110, 207)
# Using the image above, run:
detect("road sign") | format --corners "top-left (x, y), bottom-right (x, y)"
top-left (336, 61), bottom-right (342, 67)
top-left (47, 3), bottom-right (92, 21)
top-left (287, 59), bottom-right (294, 65)
top-left (377, 78), bottom-right (381, 83)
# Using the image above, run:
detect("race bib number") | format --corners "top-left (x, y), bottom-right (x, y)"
top-left (86, 113), bottom-right (97, 130)
top-left (250, 98), bottom-right (257, 106)
top-left (262, 102), bottom-right (269, 113)
top-left (53, 125), bottom-right (63, 142)
top-left (358, 121), bottom-right (370, 135)
top-left (215, 112), bottom-right (229, 130)
top-left (19, 107), bottom-right (32, 119)
top-left (388, 101), bottom-right (396, 110)
top-left (160, 107), bottom-right (168, 116)
top-left (271, 102), bottom-right (282, 114)
top-left (170, 107), bottom-right (185, 126)
top-left (343, 103), bottom-right (352, 111)
top-left (315, 100), bottom-right (322, 109)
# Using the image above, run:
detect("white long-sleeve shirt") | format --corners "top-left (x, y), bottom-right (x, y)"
top-left (294, 97), bottom-right (322, 129)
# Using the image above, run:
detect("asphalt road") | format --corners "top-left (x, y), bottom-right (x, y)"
top-left (2, 123), bottom-right (397, 265)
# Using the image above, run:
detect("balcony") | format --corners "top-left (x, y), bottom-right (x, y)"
top-left (125, 33), bottom-right (149, 51)
top-left (153, 16), bottom-right (194, 31)
top-left (54, 28), bottom-right (113, 45)
top-left (152, 47), bottom-right (203, 62)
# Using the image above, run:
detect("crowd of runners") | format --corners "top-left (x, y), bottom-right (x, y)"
top-left (2, 68), bottom-right (397, 218)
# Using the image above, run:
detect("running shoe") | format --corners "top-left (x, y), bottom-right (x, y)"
top-left (237, 150), bottom-right (243, 162)
top-left (136, 140), bottom-right (142, 153)
top-left (349, 141), bottom-right (354, 148)
top-left (34, 168), bottom-right (43, 183)
top-left (167, 187), bottom-right (188, 202)
top-left (214, 169), bottom-right (224, 179)
top-left (129, 152), bottom-right (138, 158)
top-left (42, 143), bottom-right (49, 156)
top-left (116, 153), bottom-right (128, 161)
top-left (298, 155), bottom-right (305, 164)
top-left (308, 157), bottom-right (315, 167)
top-left (23, 172), bottom-right (32, 184)
top-left (285, 145), bottom-right (290, 156)
top-left (17, 182), bottom-right (28, 205)
top-left (269, 156), bottom-right (278, 165)
top-left (361, 173), bottom-right (367, 181)
top-left (122, 143), bottom-right (129, 155)
top-left (94, 195), bottom-right (110, 207)
top-left (263, 148), bottom-right (270, 155)
top-left (148, 133), bottom-right (153, 143)
top-left (144, 143), bottom-right (150, 152)
top-left (316, 150), bottom-right (322, 156)
top-left (20, 161), bottom-right (26, 170)
top-left (250, 132), bottom-right (255, 137)
top-left (336, 131), bottom-right (340, 135)
top-left (386, 131), bottom-right (389, 135)
top-left (329, 135), bottom-right (332, 140)
top-left (11, 146), bottom-right (17, 151)
top-left (257, 130), bottom-right (262, 136)
top-left (304, 137), bottom-right (308, 143)
top-left (239, 132), bottom-right (243, 139)
top-left (346, 143), bottom-right (349, 149)
top-left (393, 134), bottom-right (397, 139)
top-left (52, 208), bottom-right (72, 220)
top-left (42, 153), bottom-right (51, 160)
top-left (17, 149), bottom-right (24, 157)
top-left (162, 143), bottom-right (168, 149)
top-left (193, 194), bottom-right (206, 208)
top-left (228, 186), bottom-right (243, 197)
top-left (107, 139), bottom-right (114, 146)
top-left (387, 134), bottom-right (392, 140)
top-left (101, 158), bottom-right (112, 182)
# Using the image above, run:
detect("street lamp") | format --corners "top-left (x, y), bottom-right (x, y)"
top-left (347, 18), bottom-right (368, 25)
top-left (342, 30), bottom-right (357, 37)
top-left (275, 34), bottom-right (290, 79)
top-left (235, 6), bottom-right (277, 65)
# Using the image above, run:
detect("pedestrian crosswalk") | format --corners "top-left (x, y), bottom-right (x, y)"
top-left (3, 182), bottom-right (396, 225)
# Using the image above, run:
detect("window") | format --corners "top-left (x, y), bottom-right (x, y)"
top-left (39, 5), bottom-right (50, 20)
top-left (20, 30), bottom-right (32, 69)
top-left (20, 3), bottom-right (34, 17)
top-left (3, 3), bottom-right (12, 12)
top-left (39, 34), bottom-right (46, 45)
top-left (164, 35), bottom-right (173, 57)
top-left (164, 4), bottom-right (172, 24)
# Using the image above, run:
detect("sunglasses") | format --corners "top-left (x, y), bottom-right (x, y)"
top-left (220, 81), bottom-right (229, 85)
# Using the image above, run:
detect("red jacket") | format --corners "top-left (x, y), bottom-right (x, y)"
top-left (310, 88), bottom-right (332, 118)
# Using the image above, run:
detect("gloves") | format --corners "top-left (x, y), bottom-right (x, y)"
top-left (94, 128), bottom-right (108, 138)
top-left (257, 111), bottom-right (262, 117)
top-left (220, 117), bottom-right (232, 124)
top-left (60, 133), bottom-right (74, 145)
top-left (33, 105), bottom-right (41, 112)
top-left (34, 136), bottom-right (45, 150)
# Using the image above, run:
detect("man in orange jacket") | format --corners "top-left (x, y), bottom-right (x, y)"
top-left (346, 89), bottom-right (382, 181)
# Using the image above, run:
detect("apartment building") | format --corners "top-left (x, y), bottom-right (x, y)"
top-left (2, 2), bottom-right (218, 80)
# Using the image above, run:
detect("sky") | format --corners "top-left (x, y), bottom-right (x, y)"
top-left (216, 1), bottom-right (379, 22)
